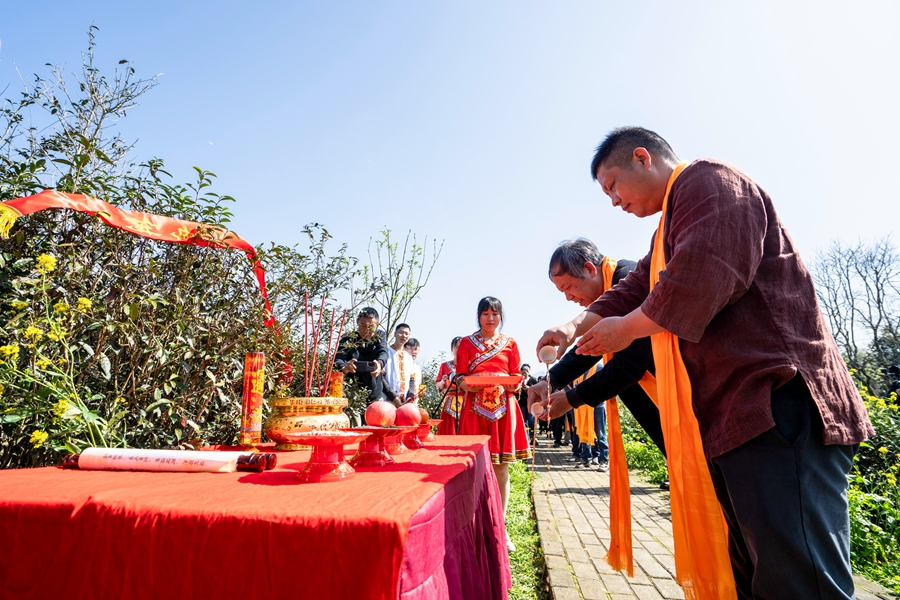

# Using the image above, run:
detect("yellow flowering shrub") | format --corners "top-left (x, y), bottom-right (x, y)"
top-left (76, 297), bottom-right (92, 312)
top-left (53, 301), bottom-right (69, 314)
top-left (849, 378), bottom-right (900, 591)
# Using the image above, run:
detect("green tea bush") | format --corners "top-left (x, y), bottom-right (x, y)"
top-left (0, 32), bottom-right (362, 467)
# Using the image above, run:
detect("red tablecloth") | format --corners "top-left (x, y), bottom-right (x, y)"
top-left (0, 435), bottom-right (510, 600)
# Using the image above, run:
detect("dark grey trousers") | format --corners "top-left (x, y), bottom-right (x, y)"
top-left (707, 376), bottom-right (857, 600)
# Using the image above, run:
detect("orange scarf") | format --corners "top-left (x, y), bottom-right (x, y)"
top-left (599, 256), bottom-right (637, 575)
top-left (649, 163), bottom-right (735, 599)
top-left (573, 365), bottom-right (600, 445)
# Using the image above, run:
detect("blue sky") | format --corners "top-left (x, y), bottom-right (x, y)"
top-left (3, 1), bottom-right (899, 367)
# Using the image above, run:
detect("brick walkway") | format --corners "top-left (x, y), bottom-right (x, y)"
top-left (531, 443), bottom-right (896, 600)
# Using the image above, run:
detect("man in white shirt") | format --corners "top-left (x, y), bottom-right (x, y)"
top-left (403, 338), bottom-right (423, 402)
top-left (385, 323), bottom-right (414, 406)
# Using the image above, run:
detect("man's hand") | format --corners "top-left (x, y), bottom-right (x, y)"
top-left (544, 390), bottom-right (573, 421)
top-left (575, 307), bottom-right (664, 356)
top-left (527, 380), bottom-right (550, 412)
top-left (535, 322), bottom-right (578, 361)
top-left (536, 311), bottom-right (603, 360)
top-left (575, 316), bottom-right (632, 356)
top-left (343, 358), bottom-right (357, 374)
top-left (372, 360), bottom-right (383, 377)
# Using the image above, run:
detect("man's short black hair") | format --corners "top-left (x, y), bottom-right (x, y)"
top-left (404, 338), bottom-right (420, 348)
top-left (549, 238), bottom-right (604, 280)
top-left (521, 363), bottom-right (531, 370)
top-left (395, 323), bottom-right (410, 332)
top-left (358, 307), bottom-right (379, 320)
top-left (590, 126), bottom-right (679, 180)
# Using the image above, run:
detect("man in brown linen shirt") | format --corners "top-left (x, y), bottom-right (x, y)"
top-left (538, 127), bottom-right (872, 600)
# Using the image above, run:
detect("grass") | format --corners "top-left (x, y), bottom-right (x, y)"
top-left (507, 460), bottom-right (550, 600)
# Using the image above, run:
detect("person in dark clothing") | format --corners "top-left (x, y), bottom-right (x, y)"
top-left (518, 364), bottom-right (539, 443)
top-left (550, 408), bottom-right (576, 450)
top-left (530, 239), bottom-right (666, 460)
top-left (333, 307), bottom-right (391, 403)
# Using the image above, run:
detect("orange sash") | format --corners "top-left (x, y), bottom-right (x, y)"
top-left (649, 163), bottom-right (735, 599)
top-left (599, 256), bottom-right (637, 575)
top-left (573, 364), bottom-right (600, 445)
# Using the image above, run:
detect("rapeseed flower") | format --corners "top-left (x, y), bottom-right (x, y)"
top-left (36, 254), bottom-right (57, 275)
top-left (54, 398), bottom-right (69, 417)
top-left (76, 297), bottom-right (92, 312)
top-left (878, 446), bottom-right (889, 455)
top-left (29, 430), bottom-right (49, 447)
top-left (23, 326), bottom-right (44, 341)
top-left (10, 300), bottom-right (28, 311)
top-left (35, 357), bottom-right (52, 370)
top-left (0, 344), bottom-right (20, 361)
top-left (47, 328), bottom-right (67, 341)
top-left (53, 301), bottom-right (69, 313)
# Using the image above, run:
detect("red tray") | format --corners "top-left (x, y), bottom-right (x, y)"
top-left (461, 375), bottom-right (523, 388)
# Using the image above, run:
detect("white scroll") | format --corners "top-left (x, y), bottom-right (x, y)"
top-left (75, 448), bottom-right (252, 473)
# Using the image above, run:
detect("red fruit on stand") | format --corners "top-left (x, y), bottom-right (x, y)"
top-left (365, 402), bottom-right (397, 427)
top-left (418, 407), bottom-right (429, 424)
top-left (395, 403), bottom-right (422, 427)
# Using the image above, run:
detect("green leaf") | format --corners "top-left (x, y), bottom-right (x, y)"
top-left (65, 440), bottom-right (81, 454)
top-left (0, 414), bottom-right (23, 424)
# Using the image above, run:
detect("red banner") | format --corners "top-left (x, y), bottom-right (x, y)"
top-left (0, 190), bottom-right (274, 327)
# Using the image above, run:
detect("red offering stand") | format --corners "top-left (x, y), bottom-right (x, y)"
top-left (418, 419), bottom-right (443, 443)
top-left (385, 425), bottom-right (420, 455)
top-left (345, 427), bottom-right (396, 468)
top-left (282, 431), bottom-right (371, 483)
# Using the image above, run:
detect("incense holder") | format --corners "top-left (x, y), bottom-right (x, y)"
top-left (264, 397), bottom-right (351, 451)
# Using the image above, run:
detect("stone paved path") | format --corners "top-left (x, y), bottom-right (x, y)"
top-left (531, 443), bottom-right (896, 600)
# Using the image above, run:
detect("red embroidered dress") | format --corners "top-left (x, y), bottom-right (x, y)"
top-left (436, 360), bottom-right (459, 436)
top-left (456, 333), bottom-right (530, 464)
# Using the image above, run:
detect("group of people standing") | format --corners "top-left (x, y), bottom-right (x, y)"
top-left (337, 126), bottom-right (874, 600)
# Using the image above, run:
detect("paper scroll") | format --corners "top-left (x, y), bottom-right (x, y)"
top-left (65, 448), bottom-right (273, 473)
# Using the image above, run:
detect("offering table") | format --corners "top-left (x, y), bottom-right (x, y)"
top-left (0, 435), bottom-right (509, 600)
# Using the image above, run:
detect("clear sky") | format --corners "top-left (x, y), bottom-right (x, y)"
top-left (3, 1), bottom-right (899, 368)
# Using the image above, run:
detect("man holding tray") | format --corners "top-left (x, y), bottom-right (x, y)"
top-left (537, 127), bottom-right (872, 599)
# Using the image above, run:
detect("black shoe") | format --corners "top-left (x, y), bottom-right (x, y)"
top-left (553, 442), bottom-right (562, 448)
top-left (660, 479), bottom-right (669, 490)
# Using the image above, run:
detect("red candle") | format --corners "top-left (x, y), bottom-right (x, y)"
top-left (239, 352), bottom-right (266, 448)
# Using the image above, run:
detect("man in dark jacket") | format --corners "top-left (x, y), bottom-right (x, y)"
top-left (530, 238), bottom-right (666, 461)
top-left (334, 307), bottom-right (391, 403)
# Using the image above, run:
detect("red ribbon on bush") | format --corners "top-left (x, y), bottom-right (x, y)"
top-left (0, 189), bottom-right (274, 327)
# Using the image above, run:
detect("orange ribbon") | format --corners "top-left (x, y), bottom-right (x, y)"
top-left (649, 163), bottom-right (736, 600)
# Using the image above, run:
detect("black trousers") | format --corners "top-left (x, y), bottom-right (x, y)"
top-left (551, 409), bottom-right (575, 446)
top-left (707, 375), bottom-right (856, 600)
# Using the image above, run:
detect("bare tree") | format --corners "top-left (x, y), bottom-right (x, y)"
top-left (812, 236), bottom-right (900, 394)
top-left (358, 228), bottom-right (443, 336)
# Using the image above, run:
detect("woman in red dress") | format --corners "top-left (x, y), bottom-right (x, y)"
top-left (436, 336), bottom-right (462, 436)
top-left (456, 297), bottom-right (530, 550)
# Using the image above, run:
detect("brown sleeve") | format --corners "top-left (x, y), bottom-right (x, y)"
top-left (641, 162), bottom-right (768, 342)
top-left (586, 244), bottom-right (653, 318)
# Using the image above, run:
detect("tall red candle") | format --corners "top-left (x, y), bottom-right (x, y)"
top-left (239, 352), bottom-right (266, 448)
